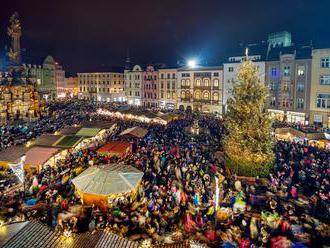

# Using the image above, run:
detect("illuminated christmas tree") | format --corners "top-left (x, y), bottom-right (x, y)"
top-left (224, 55), bottom-right (274, 177)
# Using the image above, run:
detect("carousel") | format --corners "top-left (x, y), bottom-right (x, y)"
top-left (72, 163), bottom-right (144, 211)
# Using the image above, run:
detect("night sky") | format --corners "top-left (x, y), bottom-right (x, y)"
top-left (0, 0), bottom-right (329, 73)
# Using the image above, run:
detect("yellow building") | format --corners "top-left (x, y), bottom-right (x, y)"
top-left (310, 49), bottom-right (330, 128)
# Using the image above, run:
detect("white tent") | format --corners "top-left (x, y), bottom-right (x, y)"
top-left (72, 163), bottom-right (143, 196)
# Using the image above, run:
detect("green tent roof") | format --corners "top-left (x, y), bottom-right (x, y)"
top-left (76, 128), bottom-right (101, 137)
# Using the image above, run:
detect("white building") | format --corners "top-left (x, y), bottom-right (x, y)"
top-left (124, 65), bottom-right (143, 106)
top-left (177, 66), bottom-right (223, 114)
top-left (223, 55), bottom-right (265, 112)
top-left (55, 63), bottom-right (65, 98)
top-left (78, 71), bottom-right (125, 102)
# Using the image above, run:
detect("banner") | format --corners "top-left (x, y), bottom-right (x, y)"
top-left (8, 155), bottom-right (26, 183)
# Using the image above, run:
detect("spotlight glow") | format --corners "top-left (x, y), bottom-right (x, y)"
top-left (187, 59), bottom-right (197, 68)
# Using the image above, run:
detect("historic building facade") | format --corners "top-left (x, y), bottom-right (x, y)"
top-left (124, 65), bottom-right (143, 106)
top-left (142, 65), bottom-right (159, 108)
top-left (78, 71), bottom-right (125, 102)
top-left (310, 49), bottom-right (330, 128)
top-left (265, 50), bottom-right (312, 124)
top-left (177, 66), bottom-right (223, 114)
top-left (158, 68), bottom-right (177, 110)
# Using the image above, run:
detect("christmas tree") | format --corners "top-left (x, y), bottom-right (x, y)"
top-left (224, 57), bottom-right (274, 177)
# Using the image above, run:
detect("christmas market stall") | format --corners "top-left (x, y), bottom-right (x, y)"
top-left (96, 141), bottom-right (132, 157)
top-left (119, 127), bottom-right (148, 139)
top-left (72, 163), bottom-right (144, 211)
top-left (23, 147), bottom-right (60, 171)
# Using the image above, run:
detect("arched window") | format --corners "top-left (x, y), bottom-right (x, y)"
top-left (181, 79), bottom-right (185, 86)
top-left (203, 91), bottom-right (210, 100)
top-left (204, 79), bottom-right (210, 87)
top-left (195, 78), bottom-right (201, 86)
top-left (195, 91), bottom-right (201, 99)
top-left (213, 79), bottom-right (219, 87)
top-left (213, 92), bottom-right (219, 101)
top-left (186, 79), bottom-right (190, 86)
top-left (181, 91), bottom-right (186, 98)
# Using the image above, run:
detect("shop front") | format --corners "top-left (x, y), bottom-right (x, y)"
top-left (286, 111), bottom-right (306, 124)
top-left (267, 109), bottom-right (285, 121)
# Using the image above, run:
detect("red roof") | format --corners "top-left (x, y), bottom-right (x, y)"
top-left (97, 141), bottom-right (131, 154)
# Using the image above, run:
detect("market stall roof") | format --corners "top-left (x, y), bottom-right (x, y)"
top-left (81, 120), bottom-right (114, 129)
top-left (97, 141), bottom-right (131, 154)
top-left (119, 127), bottom-right (148, 138)
top-left (0, 145), bottom-right (28, 163)
top-left (32, 134), bottom-right (63, 147)
top-left (1, 220), bottom-right (138, 248)
top-left (76, 127), bottom-right (101, 137)
top-left (72, 163), bottom-right (143, 196)
top-left (53, 135), bottom-right (84, 148)
top-left (58, 126), bottom-right (81, 135)
top-left (24, 147), bottom-right (60, 166)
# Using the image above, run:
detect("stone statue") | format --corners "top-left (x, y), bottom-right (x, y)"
top-left (7, 12), bottom-right (22, 65)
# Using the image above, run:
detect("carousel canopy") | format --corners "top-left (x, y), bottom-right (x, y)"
top-left (119, 126), bottom-right (148, 138)
top-left (72, 163), bottom-right (143, 196)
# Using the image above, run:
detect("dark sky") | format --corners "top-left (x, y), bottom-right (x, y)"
top-left (0, 0), bottom-right (329, 73)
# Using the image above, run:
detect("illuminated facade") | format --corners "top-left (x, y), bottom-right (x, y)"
top-left (158, 68), bottom-right (177, 110)
top-left (310, 49), bottom-right (330, 128)
top-left (124, 65), bottom-right (143, 106)
top-left (78, 71), bottom-right (125, 102)
top-left (142, 65), bottom-right (159, 108)
top-left (0, 75), bottom-right (44, 124)
top-left (177, 66), bottom-right (223, 114)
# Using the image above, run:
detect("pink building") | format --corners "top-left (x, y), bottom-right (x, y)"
top-left (143, 65), bottom-right (159, 108)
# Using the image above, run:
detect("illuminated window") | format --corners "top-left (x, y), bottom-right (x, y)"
top-left (195, 91), bottom-right (201, 99)
top-left (213, 92), bottom-right (219, 101)
top-left (196, 79), bottom-right (201, 86)
top-left (181, 79), bottom-right (185, 86)
top-left (186, 79), bottom-right (190, 86)
top-left (297, 98), bottom-right (304, 109)
top-left (283, 66), bottom-right (290, 76)
top-left (203, 91), bottom-right (210, 100)
top-left (204, 79), bottom-right (210, 87)
top-left (213, 79), bottom-right (219, 87)
top-left (181, 91), bottom-right (186, 98)
top-left (316, 94), bottom-right (330, 109)
top-left (297, 66), bottom-right (305, 76)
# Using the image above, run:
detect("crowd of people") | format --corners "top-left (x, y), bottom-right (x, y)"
top-left (0, 101), bottom-right (329, 247)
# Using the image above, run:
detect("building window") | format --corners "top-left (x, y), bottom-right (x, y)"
top-left (283, 66), bottom-right (290, 76)
top-left (213, 72), bottom-right (219, 77)
top-left (161, 92), bottom-right (164, 98)
top-left (195, 91), bottom-right (201, 100)
top-left (161, 73), bottom-right (164, 79)
top-left (283, 82), bottom-right (289, 91)
top-left (321, 58), bottom-right (330, 68)
top-left (172, 82), bottom-right (175, 89)
top-left (270, 97), bottom-right (276, 106)
top-left (203, 91), bottom-right (210, 100)
top-left (213, 92), bottom-right (219, 101)
top-left (167, 93), bottom-right (171, 99)
top-left (228, 67), bottom-right (234, 72)
top-left (316, 94), bottom-right (330, 109)
top-left (297, 98), bottom-right (304, 109)
top-left (271, 68), bottom-right (277, 77)
top-left (181, 91), bottom-right (186, 98)
top-left (204, 79), bottom-right (210, 87)
top-left (196, 79), bottom-right (201, 86)
top-left (172, 73), bottom-right (176, 79)
top-left (320, 75), bottom-right (330, 85)
top-left (181, 79), bottom-right (185, 86)
top-left (161, 82), bottom-right (164, 89)
top-left (297, 66), bottom-right (305, 76)
top-left (297, 82), bottom-right (305, 92)
top-left (213, 79), bottom-right (219, 87)
top-left (186, 79), bottom-right (190, 86)
top-left (167, 74), bottom-right (170, 79)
